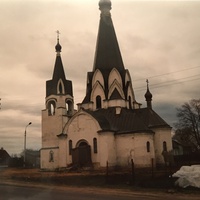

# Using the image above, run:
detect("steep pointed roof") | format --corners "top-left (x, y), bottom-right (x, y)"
top-left (93, 0), bottom-right (125, 72)
top-left (46, 36), bottom-right (73, 97)
top-left (52, 37), bottom-right (66, 82)
top-left (81, 1), bottom-right (137, 105)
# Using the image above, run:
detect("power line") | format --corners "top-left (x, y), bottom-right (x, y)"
top-left (133, 65), bottom-right (200, 82)
top-left (135, 75), bottom-right (200, 91)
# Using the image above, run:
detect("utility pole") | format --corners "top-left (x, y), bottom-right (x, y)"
top-left (24, 122), bottom-right (32, 167)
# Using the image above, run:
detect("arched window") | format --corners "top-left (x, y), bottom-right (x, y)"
top-left (69, 140), bottom-right (72, 155)
top-left (59, 82), bottom-right (63, 94)
top-left (163, 141), bottom-right (167, 151)
top-left (146, 141), bottom-right (150, 152)
top-left (93, 138), bottom-right (97, 153)
top-left (66, 100), bottom-right (73, 116)
top-left (48, 101), bottom-right (56, 116)
top-left (49, 150), bottom-right (54, 162)
top-left (57, 79), bottom-right (65, 94)
top-left (96, 95), bottom-right (102, 109)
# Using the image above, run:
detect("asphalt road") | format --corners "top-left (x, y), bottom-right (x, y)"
top-left (0, 183), bottom-right (199, 200)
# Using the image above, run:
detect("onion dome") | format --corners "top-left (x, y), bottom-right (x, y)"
top-left (145, 87), bottom-right (152, 100)
top-left (55, 30), bottom-right (62, 53)
top-left (145, 79), bottom-right (153, 109)
top-left (55, 41), bottom-right (62, 53)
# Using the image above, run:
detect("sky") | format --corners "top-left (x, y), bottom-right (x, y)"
top-left (0, 0), bottom-right (200, 155)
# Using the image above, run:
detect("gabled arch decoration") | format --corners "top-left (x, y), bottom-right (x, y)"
top-left (127, 84), bottom-right (136, 108)
top-left (108, 79), bottom-right (125, 99)
top-left (90, 81), bottom-right (105, 109)
top-left (108, 68), bottom-right (123, 88)
top-left (92, 69), bottom-right (105, 89)
top-left (125, 70), bottom-right (132, 86)
top-left (63, 110), bottom-right (102, 135)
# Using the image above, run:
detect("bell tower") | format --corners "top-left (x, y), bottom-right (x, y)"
top-left (41, 32), bottom-right (74, 170)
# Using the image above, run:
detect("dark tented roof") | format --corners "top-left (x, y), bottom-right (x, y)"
top-left (93, 15), bottom-right (125, 73)
top-left (82, 9), bottom-right (127, 103)
top-left (52, 55), bottom-right (66, 81)
top-left (85, 107), bottom-right (171, 134)
top-left (46, 50), bottom-right (73, 97)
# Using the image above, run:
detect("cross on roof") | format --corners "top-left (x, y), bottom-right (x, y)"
top-left (56, 30), bottom-right (60, 41)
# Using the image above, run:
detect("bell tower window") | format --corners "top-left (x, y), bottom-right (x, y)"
top-left (66, 99), bottom-right (73, 116)
top-left (48, 101), bottom-right (56, 116)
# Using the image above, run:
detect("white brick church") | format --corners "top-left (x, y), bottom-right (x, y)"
top-left (40, 0), bottom-right (172, 170)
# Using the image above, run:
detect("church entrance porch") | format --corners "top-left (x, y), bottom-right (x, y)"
top-left (71, 141), bottom-right (92, 167)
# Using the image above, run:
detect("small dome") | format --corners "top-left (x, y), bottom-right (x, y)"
top-left (145, 79), bottom-right (152, 101)
top-left (99, 0), bottom-right (111, 11)
top-left (55, 42), bottom-right (62, 52)
top-left (145, 89), bottom-right (152, 100)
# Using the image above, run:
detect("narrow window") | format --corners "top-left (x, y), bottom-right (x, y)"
top-left (50, 104), bottom-right (55, 115)
top-left (48, 101), bottom-right (56, 116)
top-left (163, 141), bottom-right (167, 151)
top-left (49, 150), bottom-right (54, 162)
top-left (146, 141), bottom-right (150, 152)
top-left (129, 96), bottom-right (132, 109)
top-left (96, 96), bottom-right (102, 109)
top-left (66, 100), bottom-right (73, 116)
top-left (69, 140), bottom-right (72, 155)
top-left (59, 82), bottom-right (63, 94)
top-left (93, 138), bottom-right (97, 153)
top-left (57, 79), bottom-right (65, 94)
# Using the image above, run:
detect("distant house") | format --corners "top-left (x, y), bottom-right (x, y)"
top-left (172, 139), bottom-right (192, 156)
top-left (0, 147), bottom-right (11, 167)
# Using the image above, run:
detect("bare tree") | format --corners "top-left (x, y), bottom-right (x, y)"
top-left (175, 99), bottom-right (200, 151)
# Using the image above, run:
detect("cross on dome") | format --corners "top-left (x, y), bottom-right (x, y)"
top-left (56, 30), bottom-right (60, 42)
top-left (55, 30), bottom-right (62, 53)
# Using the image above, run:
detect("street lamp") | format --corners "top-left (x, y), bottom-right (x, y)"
top-left (24, 122), bottom-right (32, 167)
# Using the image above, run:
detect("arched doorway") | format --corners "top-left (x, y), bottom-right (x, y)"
top-left (72, 140), bottom-right (92, 167)
top-left (77, 140), bottom-right (88, 147)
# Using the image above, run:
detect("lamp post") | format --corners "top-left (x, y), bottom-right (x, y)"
top-left (24, 122), bottom-right (32, 167)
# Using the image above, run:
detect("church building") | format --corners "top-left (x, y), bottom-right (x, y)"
top-left (40, 0), bottom-right (172, 170)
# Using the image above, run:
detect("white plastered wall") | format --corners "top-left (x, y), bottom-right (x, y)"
top-left (153, 127), bottom-right (172, 165)
top-left (98, 131), bottom-right (116, 167)
top-left (116, 133), bottom-right (155, 168)
top-left (65, 111), bottom-right (101, 166)
top-left (40, 148), bottom-right (59, 170)
top-left (41, 94), bottom-right (69, 170)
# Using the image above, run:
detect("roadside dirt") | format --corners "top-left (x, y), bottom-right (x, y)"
top-left (0, 167), bottom-right (200, 196)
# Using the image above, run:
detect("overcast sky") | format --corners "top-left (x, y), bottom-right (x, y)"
top-left (0, 0), bottom-right (200, 155)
